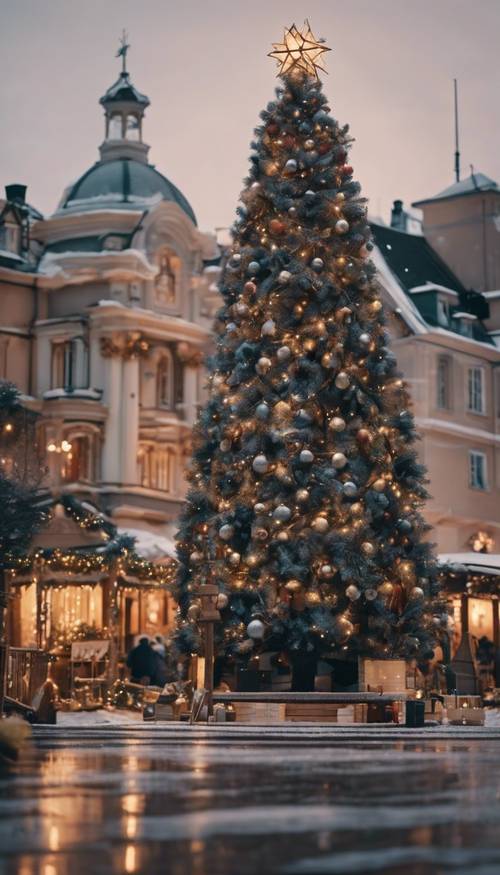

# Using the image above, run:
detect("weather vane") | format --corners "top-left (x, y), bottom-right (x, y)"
top-left (116, 29), bottom-right (130, 74)
top-left (269, 20), bottom-right (330, 80)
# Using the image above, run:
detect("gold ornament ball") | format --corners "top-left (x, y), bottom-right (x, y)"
top-left (255, 357), bottom-right (272, 375)
top-left (285, 579), bottom-right (302, 593)
top-left (276, 531), bottom-right (289, 542)
top-left (321, 352), bottom-right (335, 368)
top-left (332, 452), bottom-right (348, 469)
top-left (296, 488), bottom-right (310, 502)
top-left (228, 552), bottom-right (241, 567)
top-left (305, 590), bottom-right (321, 607)
top-left (372, 478), bottom-right (386, 492)
top-left (335, 371), bottom-right (350, 390)
top-left (303, 338), bottom-right (316, 352)
top-left (378, 581), bottom-right (394, 597)
top-left (312, 516), bottom-right (329, 533)
top-left (370, 299), bottom-right (383, 313)
top-left (350, 502), bottom-right (364, 516)
top-left (320, 564), bottom-right (334, 578)
top-left (332, 615), bottom-right (354, 643)
top-left (361, 541), bottom-right (376, 557)
top-left (329, 416), bottom-right (346, 432)
top-left (293, 304), bottom-right (304, 317)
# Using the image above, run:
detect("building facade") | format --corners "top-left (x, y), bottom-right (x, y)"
top-left (0, 57), bottom-right (220, 650)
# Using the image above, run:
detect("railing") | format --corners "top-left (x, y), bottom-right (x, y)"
top-left (7, 647), bottom-right (50, 705)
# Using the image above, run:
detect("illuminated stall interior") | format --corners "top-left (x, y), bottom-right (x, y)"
top-left (438, 552), bottom-right (500, 692)
top-left (8, 496), bottom-right (177, 658)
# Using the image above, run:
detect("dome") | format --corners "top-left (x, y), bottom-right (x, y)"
top-left (58, 158), bottom-right (196, 224)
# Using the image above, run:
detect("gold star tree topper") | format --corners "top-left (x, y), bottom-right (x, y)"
top-left (269, 20), bottom-right (331, 80)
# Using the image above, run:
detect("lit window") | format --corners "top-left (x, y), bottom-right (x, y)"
top-left (467, 367), bottom-right (485, 414)
top-left (469, 451), bottom-right (487, 490)
top-left (61, 434), bottom-right (94, 483)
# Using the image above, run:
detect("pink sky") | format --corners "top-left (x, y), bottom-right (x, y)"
top-left (1, 0), bottom-right (499, 231)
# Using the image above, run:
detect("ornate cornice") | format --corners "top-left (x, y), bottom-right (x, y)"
top-left (100, 331), bottom-right (150, 359)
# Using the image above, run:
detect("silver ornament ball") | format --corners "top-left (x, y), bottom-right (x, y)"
top-left (273, 504), bottom-right (292, 522)
top-left (252, 454), bottom-right (269, 474)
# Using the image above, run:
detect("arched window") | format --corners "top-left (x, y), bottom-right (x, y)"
top-left (157, 355), bottom-right (173, 409)
top-left (155, 249), bottom-right (178, 305)
top-left (60, 429), bottom-right (98, 483)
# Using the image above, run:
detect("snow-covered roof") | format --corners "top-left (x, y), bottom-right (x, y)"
top-left (438, 552), bottom-right (500, 574)
top-left (117, 526), bottom-right (176, 561)
top-left (413, 172), bottom-right (499, 207)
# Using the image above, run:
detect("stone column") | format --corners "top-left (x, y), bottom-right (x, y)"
top-left (177, 342), bottom-right (202, 426)
top-left (121, 355), bottom-right (140, 485)
top-left (101, 351), bottom-right (122, 484)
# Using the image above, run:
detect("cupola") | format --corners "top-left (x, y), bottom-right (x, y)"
top-left (99, 32), bottom-right (150, 164)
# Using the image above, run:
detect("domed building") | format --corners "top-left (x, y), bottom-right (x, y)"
top-left (0, 47), bottom-right (221, 654)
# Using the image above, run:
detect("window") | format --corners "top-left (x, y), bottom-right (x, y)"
top-left (125, 114), bottom-right (140, 141)
top-left (469, 451), bottom-right (487, 490)
top-left (467, 367), bottom-right (485, 414)
top-left (436, 356), bottom-right (451, 410)
top-left (61, 434), bottom-right (95, 483)
top-left (0, 221), bottom-right (20, 254)
top-left (50, 337), bottom-right (88, 390)
top-left (108, 113), bottom-right (122, 139)
top-left (51, 340), bottom-right (73, 389)
top-left (157, 356), bottom-right (172, 409)
top-left (137, 444), bottom-right (174, 492)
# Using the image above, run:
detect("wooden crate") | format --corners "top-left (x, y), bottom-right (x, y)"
top-left (285, 703), bottom-right (340, 723)
top-left (358, 658), bottom-right (407, 693)
top-left (234, 702), bottom-right (286, 724)
top-left (447, 707), bottom-right (485, 726)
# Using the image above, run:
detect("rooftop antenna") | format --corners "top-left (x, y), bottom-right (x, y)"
top-left (453, 78), bottom-right (460, 183)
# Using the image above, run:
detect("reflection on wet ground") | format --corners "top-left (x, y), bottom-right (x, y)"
top-left (0, 728), bottom-right (499, 875)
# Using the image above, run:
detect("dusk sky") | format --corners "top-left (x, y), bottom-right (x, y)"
top-left (1, 0), bottom-right (499, 232)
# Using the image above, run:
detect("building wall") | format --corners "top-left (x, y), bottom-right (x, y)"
top-left (392, 332), bottom-right (500, 552)
top-left (420, 191), bottom-right (500, 293)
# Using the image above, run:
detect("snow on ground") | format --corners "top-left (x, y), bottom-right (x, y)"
top-left (55, 707), bottom-right (500, 728)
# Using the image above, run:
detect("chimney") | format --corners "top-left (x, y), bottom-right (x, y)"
top-left (390, 199), bottom-right (407, 232)
top-left (5, 184), bottom-right (27, 205)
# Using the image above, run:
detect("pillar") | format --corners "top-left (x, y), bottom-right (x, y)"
top-left (183, 363), bottom-right (199, 426)
top-left (121, 357), bottom-right (139, 484)
top-left (101, 355), bottom-right (122, 483)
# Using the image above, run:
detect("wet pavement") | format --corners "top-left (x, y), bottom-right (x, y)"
top-left (1, 724), bottom-right (500, 875)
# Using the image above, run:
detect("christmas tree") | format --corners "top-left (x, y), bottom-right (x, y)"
top-left (175, 23), bottom-right (440, 687)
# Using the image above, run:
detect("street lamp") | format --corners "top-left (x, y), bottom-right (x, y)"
top-left (192, 583), bottom-right (221, 717)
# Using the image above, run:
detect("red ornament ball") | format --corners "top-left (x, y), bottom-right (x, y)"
top-left (341, 165), bottom-right (354, 177)
top-left (356, 428), bottom-right (372, 445)
top-left (318, 142), bottom-right (331, 155)
top-left (269, 218), bottom-right (286, 236)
